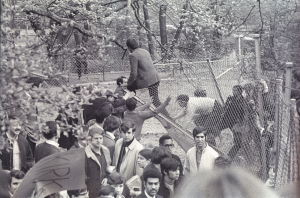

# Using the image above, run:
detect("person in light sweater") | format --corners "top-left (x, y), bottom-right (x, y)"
top-left (183, 126), bottom-right (219, 176)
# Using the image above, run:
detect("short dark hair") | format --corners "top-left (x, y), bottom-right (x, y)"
top-left (214, 155), bottom-right (232, 169)
top-left (151, 146), bottom-right (172, 164)
top-left (103, 116), bottom-right (121, 132)
top-left (143, 169), bottom-right (162, 182)
top-left (43, 121), bottom-right (58, 140)
top-left (176, 94), bottom-right (189, 102)
top-left (233, 85), bottom-right (243, 94)
top-left (10, 170), bottom-right (25, 180)
top-left (194, 89), bottom-right (207, 97)
top-left (192, 126), bottom-right (207, 139)
top-left (126, 39), bottom-right (139, 49)
top-left (160, 157), bottom-right (180, 175)
top-left (120, 120), bottom-right (136, 133)
top-left (126, 98), bottom-right (137, 111)
top-left (139, 149), bottom-right (152, 160)
top-left (99, 185), bottom-right (115, 196)
top-left (159, 134), bottom-right (172, 145)
top-left (117, 76), bottom-right (126, 86)
top-left (107, 172), bottom-right (124, 185)
top-left (95, 104), bottom-right (113, 124)
top-left (8, 115), bottom-right (18, 120)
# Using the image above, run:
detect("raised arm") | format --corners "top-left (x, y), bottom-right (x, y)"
top-left (153, 95), bottom-right (171, 114)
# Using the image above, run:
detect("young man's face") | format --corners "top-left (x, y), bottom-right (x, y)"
top-left (166, 167), bottom-right (180, 181)
top-left (121, 78), bottom-right (128, 86)
top-left (111, 183), bottom-right (124, 195)
top-left (122, 128), bottom-right (134, 143)
top-left (10, 177), bottom-right (23, 194)
top-left (161, 139), bottom-right (174, 153)
top-left (137, 154), bottom-right (150, 168)
top-left (194, 132), bottom-right (206, 148)
top-left (89, 134), bottom-right (103, 148)
top-left (9, 118), bottom-right (21, 136)
top-left (144, 178), bottom-right (160, 197)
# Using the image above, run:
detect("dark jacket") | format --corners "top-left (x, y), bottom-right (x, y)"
top-left (56, 112), bottom-right (78, 149)
top-left (103, 133), bottom-right (115, 161)
top-left (157, 177), bottom-right (182, 198)
top-left (34, 142), bottom-right (60, 163)
top-left (136, 191), bottom-right (163, 198)
top-left (85, 145), bottom-right (110, 198)
top-left (172, 154), bottom-right (183, 176)
top-left (0, 134), bottom-right (33, 173)
top-left (128, 48), bottom-right (160, 89)
top-left (219, 95), bottom-right (246, 130)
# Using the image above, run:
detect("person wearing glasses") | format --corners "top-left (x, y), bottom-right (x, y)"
top-left (158, 135), bottom-right (183, 176)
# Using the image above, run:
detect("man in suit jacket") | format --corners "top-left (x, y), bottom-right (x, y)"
top-left (137, 169), bottom-right (163, 198)
top-left (126, 39), bottom-right (163, 111)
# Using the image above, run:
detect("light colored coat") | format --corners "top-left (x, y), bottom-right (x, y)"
top-left (128, 48), bottom-right (160, 89)
top-left (184, 145), bottom-right (219, 175)
top-left (113, 138), bottom-right (144, 181)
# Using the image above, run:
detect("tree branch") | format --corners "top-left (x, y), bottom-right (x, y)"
top-left (23, 5), bottom-right (126, 50)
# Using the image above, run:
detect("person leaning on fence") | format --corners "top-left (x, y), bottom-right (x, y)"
top-left (126, 39), bottom-right (169, 117)
top-left (123, 96), bottom-right (171, 141)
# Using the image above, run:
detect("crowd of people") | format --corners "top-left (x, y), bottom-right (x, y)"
top-left (0, 38), bottom-right (296, 198)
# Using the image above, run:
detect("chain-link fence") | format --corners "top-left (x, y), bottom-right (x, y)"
top-left (32, 44), bottom-right (298, 187)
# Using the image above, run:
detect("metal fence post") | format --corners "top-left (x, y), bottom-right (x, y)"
top-left (285, 62), bottom-right (293, 100)
top-left (252, 34), bottom-right (268, 181)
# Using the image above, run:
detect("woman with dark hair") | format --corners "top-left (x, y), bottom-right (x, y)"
top-left (34, 121), bottom-right (61, 163)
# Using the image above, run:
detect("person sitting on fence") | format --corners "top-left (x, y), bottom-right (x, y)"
top-left (115, 76), bottom-right (128, 99)
top-left (123, 96), bottom-right (171, 141)
top-left (126, 39), bottom-right (169, 117)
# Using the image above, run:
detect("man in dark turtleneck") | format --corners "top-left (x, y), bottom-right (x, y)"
top-left (113, 120), bottom-right (144, 182)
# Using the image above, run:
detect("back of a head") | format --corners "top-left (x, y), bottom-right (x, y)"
top-left (126, 39), bottom-right (139, 50)
top-left (107, 172), bottom-right (124, 185)
top-left (43, 121), bottom-right (57, 140)
top-left (103, 116), bottom-right (121, 132)
top-left (194, 89), bottom-right (207, 97)
top-left (176, 94), bottom-right (189, 102)
top-left (176, 167), bottom-right (279, 198)
top-left (214, 155), bottom-right (232, 169)
top-left (95, 104), bottom-right (113, 124)
top-left (10, 170), bottom-right (25, 180)
top-left (151, 146), bottom-right (172, 164)
top-left (126, 98), bottom-right (137, 111)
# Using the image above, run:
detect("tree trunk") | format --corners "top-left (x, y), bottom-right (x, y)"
top-left (143, 0), bottom-right (154, 56)
top-left (82, 2), bottom-right (92, 44)
top-left (159, 4), bottom-right (168, 60)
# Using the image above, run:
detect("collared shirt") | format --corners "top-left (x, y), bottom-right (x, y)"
top-left (144, 190), bottom-right (156, 198)
top-left (196, 143), bottom-right (207, 169)
top-left (45, 140), bottom-right (59, 148)
top-left (106, 131), bottom-right (115, 140)
top-left (6, 133), bottom-right (21, 170)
